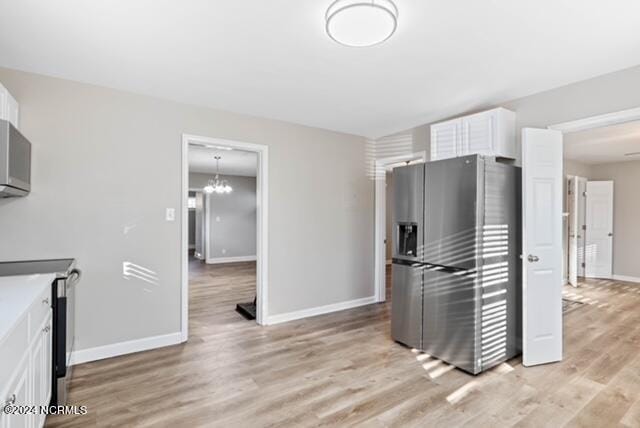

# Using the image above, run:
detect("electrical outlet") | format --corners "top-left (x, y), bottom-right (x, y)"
top-left (166, 208), bottom-right (176, 222)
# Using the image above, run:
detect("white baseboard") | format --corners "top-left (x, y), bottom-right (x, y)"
top-left (206, 255), bottom-right (257, 264)
top-left (266, 295), bottom-right (377, 325)
top-left (69, 332), bottom-right (183, 366)
top-left (613, 275), bottom-right (640, 284)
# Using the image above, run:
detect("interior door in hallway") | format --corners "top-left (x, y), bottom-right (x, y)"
top-left (585, 181), bottom-right (614, 279)
top-left (522, 128), bottom-right (563, 367)
top-left (567, 176), bottom-right (579, 287)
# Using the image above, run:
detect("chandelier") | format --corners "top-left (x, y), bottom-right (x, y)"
top-left (203, 156), bottom-right (233, 194)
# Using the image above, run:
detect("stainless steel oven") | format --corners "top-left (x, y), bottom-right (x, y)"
top-left (51, 264), bottom-right (81, 406)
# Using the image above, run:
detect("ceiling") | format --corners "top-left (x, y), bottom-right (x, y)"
top-left (188, 145), bottom-right (257, 177)
top-left (1, 1), bottom-right (640, 138)
top-left (564, 120), bottom-right (640, 165)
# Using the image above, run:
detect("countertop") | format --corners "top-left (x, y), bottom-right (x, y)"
top-left (0, 274), bottom-right (54, 344)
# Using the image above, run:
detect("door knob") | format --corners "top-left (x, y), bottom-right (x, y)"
top-left (527, 255), bottom-right (540, 263)
top-left (608, 233), bottom-right (613, 237)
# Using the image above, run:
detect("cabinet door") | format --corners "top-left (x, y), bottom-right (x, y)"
top-left (31, 316), bottom-right (52, 428)
top-left (461, 110), bottom-right (496, 156)
top-left (2, 357), bottom-right (30, 428)
top-left (6, 93), bottom-right (19, 129)
top-left (0, 86), bottom-right (7, 122)
top-left (431, 119), bottom-right (460, 161)
top-left (42, 317), bottom-right (52, 408)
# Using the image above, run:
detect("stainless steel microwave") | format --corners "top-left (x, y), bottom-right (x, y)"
top-left (0, 119), bottom-right (31, 197)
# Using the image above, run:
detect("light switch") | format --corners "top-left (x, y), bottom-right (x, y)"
top-left (166, 208), bottom-right (176, 222)
top-left (216, 216), bottom-right (221, 222)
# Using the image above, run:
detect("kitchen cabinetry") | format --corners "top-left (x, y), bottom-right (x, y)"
top-left (0, 82), bottom-right (19, 129)
top-left (0, 276), bottom-right (53, 428)
top-left (430, 107), bottom-right (515, 161)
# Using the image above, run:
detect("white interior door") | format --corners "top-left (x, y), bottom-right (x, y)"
top-left (585, 181), bottom-right (614, 279)
top-left (576, 177), bottom-right (588, 277)
top-left (522, 128), bottom-right (563, 367)
top-left (567, 176), bottom-right (579, 287)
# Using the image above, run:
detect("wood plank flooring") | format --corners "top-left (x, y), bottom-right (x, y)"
top-left (46, 265), bottom-right (640, 427)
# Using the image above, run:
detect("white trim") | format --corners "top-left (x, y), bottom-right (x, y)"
top-left (69, 333), bottom-right (182, 366)
top-left (613, 275), bottom-right (640, 284)
top-left (182, 134), bottom-right (269, 337)
top-left (266, 296), bottom-right (377, 325)
top-left (374, 152), bottom-right (426, 303)
top-left (206, 255), bottom-right (257, 264)
top-left (548, 107), bottom-right (640, 134)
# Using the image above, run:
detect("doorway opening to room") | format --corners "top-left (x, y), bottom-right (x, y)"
top-left (181, 135), bottom-right (269, 340)
top-left (560, 119), bottom-right (640, 288)
top-left (374, 152), bottom-right (426, 302)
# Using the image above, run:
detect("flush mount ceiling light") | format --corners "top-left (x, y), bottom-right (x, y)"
top-left (326, 0), bottom-right (398, 47)
top-left (203, 156), bottom-right (233, 194)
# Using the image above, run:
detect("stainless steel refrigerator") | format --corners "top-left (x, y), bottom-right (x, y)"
top-left (391, 155), bottom-right (521, 374)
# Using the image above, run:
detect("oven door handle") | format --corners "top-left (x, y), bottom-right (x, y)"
top-left (67, 268), bottom-right (82, 288)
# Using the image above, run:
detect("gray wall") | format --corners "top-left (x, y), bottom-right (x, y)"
top-left (189, 173), bottom-right (257, 259)
top-left (406, 65), bottom-right (640, 163)
top-left (590, 161), bottom-right (640, 279)
top-left (0, 67), bottom-right (374, 352)
top-left (564, 160), bottom-right (593, 179)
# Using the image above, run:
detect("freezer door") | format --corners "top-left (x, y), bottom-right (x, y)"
top-left (391, 263), bottom-right (423, 349)
top-left (424, 155), bottom-right (480, 269)
top-left (393, 164), bottom-right (424, 262)
top-left (422, 267), bottom-right (480, 374)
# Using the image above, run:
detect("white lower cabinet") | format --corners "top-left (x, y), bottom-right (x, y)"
top-left (1, 285), bottom-right (52, 428)
top-left (1, 357), bottom-right (30, 428)
top-left (31, 316), bottom-right (52, 428)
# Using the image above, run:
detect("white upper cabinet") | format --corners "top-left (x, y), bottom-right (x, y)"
top-left (431, 108), bottom-right (515, 161)
top-left (430, 119), bottom-right (459, 161)
top-left (0, 82), bottom-right (20, 129)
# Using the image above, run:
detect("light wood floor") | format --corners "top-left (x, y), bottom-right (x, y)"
top-left (47, 264), bottom-right (640, 427)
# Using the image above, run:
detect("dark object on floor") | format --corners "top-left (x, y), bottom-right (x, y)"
top-left (236, 296), bottom-right (256, 320)
top-left (563, 298), bottom-right (586, 314)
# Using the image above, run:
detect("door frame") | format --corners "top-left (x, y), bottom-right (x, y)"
top-left (548, 106), bottom-right (640, 133)
top-left (567, 175), bottom-right (579, 287)
top-left (374, 151), bottom-right (426, 302)
top-left (548, 107), bottom-right (640, 283)
top-left (181, 134), bottom-right (269, 340)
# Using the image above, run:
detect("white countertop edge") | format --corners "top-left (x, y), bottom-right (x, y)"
top-left (0, 273), bottom-right (56, 345)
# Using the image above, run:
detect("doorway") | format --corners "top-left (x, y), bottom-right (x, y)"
top-left (181, 135), bottom-right (269, 340)
top-left (557, 116), bottom-right (640, 286)
top-left (522, 108), bottom-right (640, 366)
top-left (374, 152), bottom-right (426, 302)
